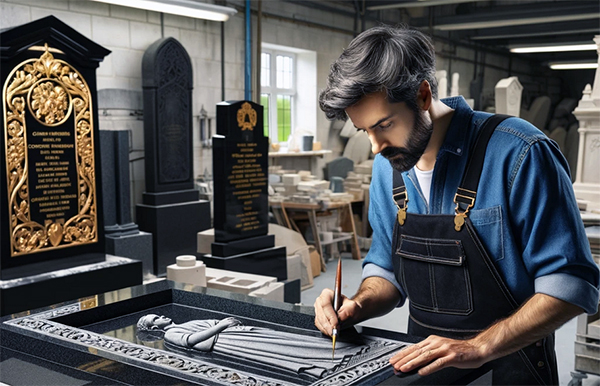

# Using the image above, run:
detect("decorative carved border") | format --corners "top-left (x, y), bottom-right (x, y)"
top-left (7, 316), bottom-right (284, 386)
top-left (5, 302), bottom-right (406, 386)
top-left (3, 43), bottom-right (98, 256)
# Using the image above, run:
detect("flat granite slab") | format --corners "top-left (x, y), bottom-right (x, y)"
top-left (0, 281), bottom-right (485, 385)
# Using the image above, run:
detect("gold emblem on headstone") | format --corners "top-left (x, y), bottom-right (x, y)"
top-left (47, 222), bottom-right (63, 247)
top-left (236, 102), bottom-right (257, 131)
top-left (3, 44), bottom-right (98, 256)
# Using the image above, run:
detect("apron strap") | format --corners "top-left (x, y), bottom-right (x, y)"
top-left (392, 169), bottom-right (408, 225)
top-left (454, 114), bottom-right (510, 231)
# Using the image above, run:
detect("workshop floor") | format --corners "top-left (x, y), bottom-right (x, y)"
top-left (301, 254), bottom-right (600, 386)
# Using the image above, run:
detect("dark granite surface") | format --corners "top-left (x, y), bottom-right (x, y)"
top-left (0, 347), bottom-right (123, 385)
top-left (0, 256), bottom-right (142, 316)
top-left (200, 245), bottom-right (288, 281)
top-left (0, 280), bottom-right (421, 386)
top-left (137, 200), bottom-right (211, 276)
top-left (211, 234), bottom-right (275, 257)
top-left (105, 232), bottom-right (154, 277)
top-left (101, 130), bottom-right (133, 230)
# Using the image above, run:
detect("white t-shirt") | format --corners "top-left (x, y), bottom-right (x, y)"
top-left (414, 166), bottom-right (434, 205)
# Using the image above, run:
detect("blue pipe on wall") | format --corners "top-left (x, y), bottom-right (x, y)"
top-left (245, 0), bottom-right (251, 101)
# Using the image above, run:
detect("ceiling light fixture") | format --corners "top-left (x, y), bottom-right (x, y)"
top-left (549, 62), bottom-right (598, 70)
top-left (367, 0), bottom-right (479, 11)
top-left (90, 0), bottom-right (237, 22)
top-left (511, 44), bottom-right (597, 54)
top-left (435, 13), bottom-right (596, 31)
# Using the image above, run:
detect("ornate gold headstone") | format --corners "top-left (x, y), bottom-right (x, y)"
top-left (3, 44), bottom-right (98, 257)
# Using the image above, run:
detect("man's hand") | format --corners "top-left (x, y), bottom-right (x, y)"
top-left (314, 288), bottom-right (360, 336)
top-left (390, 335), bottom-right (487, 376)
top-left (389, 293), bottom-right (583, 376)
top-left (314, 277), bottom-right (402, 336)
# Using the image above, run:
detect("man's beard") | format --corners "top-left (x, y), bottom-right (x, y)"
top-left (380, 109), bottom-right (433, 172)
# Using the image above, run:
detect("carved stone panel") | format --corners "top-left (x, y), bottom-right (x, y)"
top-left (142, 38), bottom-right (194, 193)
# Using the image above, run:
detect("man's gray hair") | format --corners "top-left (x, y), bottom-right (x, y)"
top-left (319, 24), bottom-right (438, 121)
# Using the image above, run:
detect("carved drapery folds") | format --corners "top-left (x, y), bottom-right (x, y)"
top-left (3, 44), bottom-right (97, 256)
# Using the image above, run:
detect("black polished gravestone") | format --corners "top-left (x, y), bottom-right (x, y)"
top-left (201, 101), bottom-right (287, 281)
top-left (0, 16), bottom-right (142, 316)
top-left (136, 38), bottom-right (210, 276)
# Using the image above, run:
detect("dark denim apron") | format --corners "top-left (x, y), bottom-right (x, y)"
top-left (391, 115), bottom-right (558, 385)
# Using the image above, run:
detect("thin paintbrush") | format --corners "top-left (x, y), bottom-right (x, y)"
top-left (331, 256), bottom-right (342, 360)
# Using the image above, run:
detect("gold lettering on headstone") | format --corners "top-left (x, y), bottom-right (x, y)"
top-left (3, 44), bottom-right (98, 256)
top-left (228, 141), bottom-right (267, 232)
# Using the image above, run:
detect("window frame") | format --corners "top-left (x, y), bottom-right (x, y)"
top-left (261, 48), bottom-right (296, 143)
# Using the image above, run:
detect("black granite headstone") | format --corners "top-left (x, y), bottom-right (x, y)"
top-left (213, 100), bottom-right (270, 243)
top-left (136, 37), bottom-right (210, 276)
top-left (201, 101), bottom-right (287, 282)
top-left (0, 16), bottom-right (142, 315)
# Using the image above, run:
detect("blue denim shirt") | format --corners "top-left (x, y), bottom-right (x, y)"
top-left (363, 96), bottom-right (599, 314)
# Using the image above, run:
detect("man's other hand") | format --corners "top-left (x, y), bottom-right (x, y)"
top-left (389, 335), bottom-right (487, 376)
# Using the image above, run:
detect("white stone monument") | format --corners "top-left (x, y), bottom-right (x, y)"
top-left (451, 72), bottom-right (460, 97)
top-left (572, 36), bottom-right (600, 208)
top-left (436, 70), bottom-right (448, 99)
top-left (495, 76), bottom-right (523, 117)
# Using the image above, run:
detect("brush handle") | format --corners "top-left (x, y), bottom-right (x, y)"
top-left (333, 258), bottom-right (342, 311)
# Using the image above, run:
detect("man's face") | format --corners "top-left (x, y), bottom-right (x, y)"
top-left (345, 90), bottom-right (433, 172)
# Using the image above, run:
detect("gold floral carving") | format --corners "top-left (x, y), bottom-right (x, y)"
top-left (29, 80), bottom-right (71, 126)
top-left (3, 44), bottom-right (98, 256)
top-left (236, 102), bottom-right (257, 131)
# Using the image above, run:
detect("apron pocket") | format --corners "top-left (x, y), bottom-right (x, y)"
top-left (397, 235), bottom-right (473, 315)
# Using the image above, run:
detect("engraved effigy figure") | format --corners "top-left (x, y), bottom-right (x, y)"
top-left (137, 314), bottom-right (369, 378)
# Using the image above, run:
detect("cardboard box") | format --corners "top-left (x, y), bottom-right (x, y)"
top-left (309, 246), bottom-right (322, 278)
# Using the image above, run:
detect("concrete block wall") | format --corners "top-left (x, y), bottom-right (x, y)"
top-left (1, 0), bottom-right (557, 200)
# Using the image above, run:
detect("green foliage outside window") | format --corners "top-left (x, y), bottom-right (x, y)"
top-left (261, 94), bottom-right (269, 137)
top-left (277, 95), bottom-right (291, 143)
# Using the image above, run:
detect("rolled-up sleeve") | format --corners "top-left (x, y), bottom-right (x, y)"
top-left (362, 155), bottom-right (406, 306)
top-left (509, 139), bottom-right (599, 314)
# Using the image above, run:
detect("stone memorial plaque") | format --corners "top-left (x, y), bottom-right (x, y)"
top-left (213, 101), bottom-right (269, 242)
top-left (1, 281), bottom-right (456, 386)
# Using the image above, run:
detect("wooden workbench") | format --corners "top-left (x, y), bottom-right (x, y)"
top-left (269, 200), bottom-right (361, 272)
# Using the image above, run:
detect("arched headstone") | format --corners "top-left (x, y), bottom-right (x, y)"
top-left (137, 38), bottom-right (210, 276)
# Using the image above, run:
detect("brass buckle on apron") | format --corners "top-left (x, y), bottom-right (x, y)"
top-left (393, 187), bottom-right (409, 226)
top-left (453, 188), bottom-right (476, 231)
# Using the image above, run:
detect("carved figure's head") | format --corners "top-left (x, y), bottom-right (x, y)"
top-left (137, 314), bottom-right (173, 331)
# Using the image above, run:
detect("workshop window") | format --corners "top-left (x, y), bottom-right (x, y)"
top-left (261, 93), bottom-right (270, 137)
top-left (261, 49), bottom-right (295, 143)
